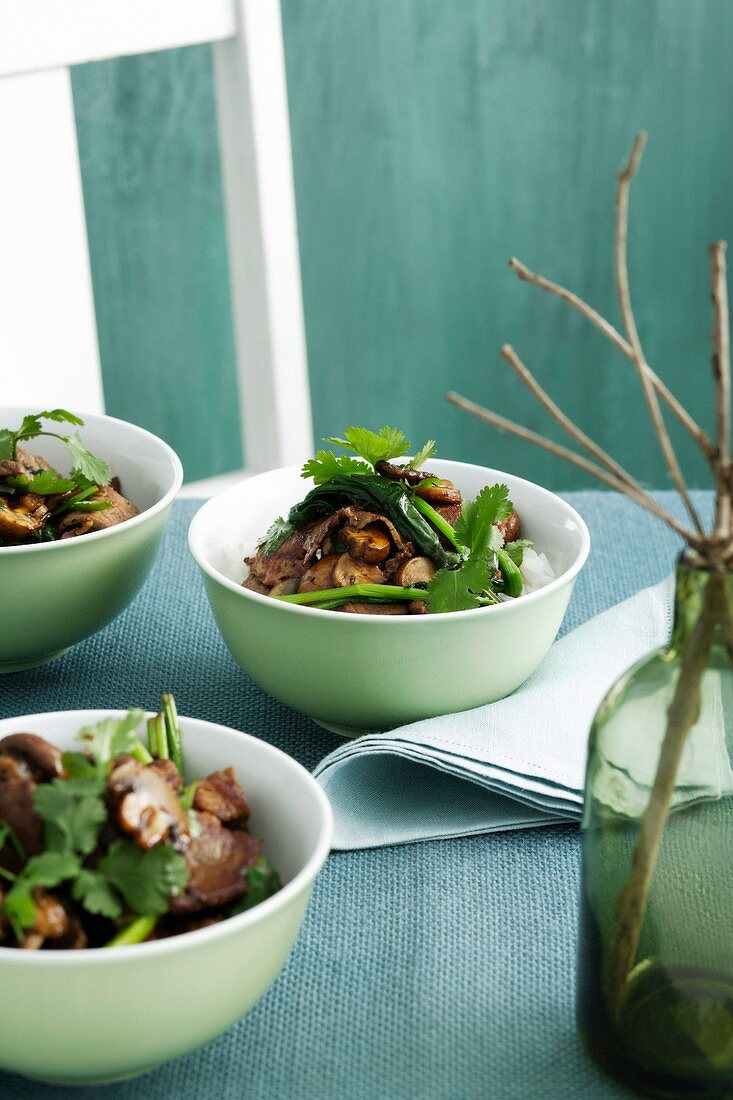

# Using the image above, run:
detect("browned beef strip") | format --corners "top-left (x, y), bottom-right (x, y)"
top-left (0, 460), bottom-right (24, 478)
top-left (193, 767), bottom-right (251, 828)
top-left (56, 484), bottom-right (139, 538)
top-left (149, 758), bottom-right (183, 792)
top-left (497, 509), bottom-right (521, 543)
top-left (169, 811), bottom-right (261, 913)
top-left (336, 602), bottom-right (408, 615)
top-left (15, 447), bottom-right (56, 475)
top-left (244, 523), bottom-right (317, 587)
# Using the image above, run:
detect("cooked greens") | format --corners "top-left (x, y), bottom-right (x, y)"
top-left (245, 425), bottom-right (537, 615)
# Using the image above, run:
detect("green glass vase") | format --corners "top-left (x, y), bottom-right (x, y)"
top-left (577, 556), bottom-right (733, 1098)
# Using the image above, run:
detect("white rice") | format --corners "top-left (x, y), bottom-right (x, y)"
top-left (519, 547), bottom-right (556, 593)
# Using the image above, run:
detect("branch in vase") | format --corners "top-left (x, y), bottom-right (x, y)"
top-left (614, 133), bottom-right (704, 536)
top-left (445, 389), bottom-right (703, 547)
top-left (710, 240), bottom-right (731, 540)
top-left (508, 257), bottom-right (714, 465)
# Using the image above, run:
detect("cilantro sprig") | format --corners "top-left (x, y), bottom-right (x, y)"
top-left (0, 709), bottom-right (186, 941)
top-left (300, 426), bottom-right (439, 486)
top-left (0, 409), bottom-right (110, 487)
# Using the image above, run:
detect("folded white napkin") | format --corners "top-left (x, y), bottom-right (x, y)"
top-left (313, 578), bottom-right (674, 849)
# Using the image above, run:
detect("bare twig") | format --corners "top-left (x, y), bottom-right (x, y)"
top-left (605, 572), bottom-right (721, 1014)
top-left (615, 133), bottom-right (705, 536)
top-left (446, 390), bottom-right (702, 546)
top-left (509, 257), bottom-right (714, 464)
top-left (500, 344), bottom-right (646, 494)
top-left (710, 241), bottom-right (731, 539)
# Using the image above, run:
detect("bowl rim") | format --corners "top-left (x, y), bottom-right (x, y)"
top-left (0, 709), bottom-right (333, 965)
top-left (188, 458), bottom-right (591, 624)
top-left (0, 406), bottom-right (184, 557)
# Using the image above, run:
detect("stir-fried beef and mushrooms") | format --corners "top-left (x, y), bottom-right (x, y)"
top-left (0, 697), bottom-right (280, 949)
top-left (244, 426), bottom-right (532, 615)
top-left (0, 409), bottom-right (138, 546)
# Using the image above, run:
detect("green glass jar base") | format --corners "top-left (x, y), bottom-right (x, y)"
top-left (580, 958), bottom-right (733, 1099)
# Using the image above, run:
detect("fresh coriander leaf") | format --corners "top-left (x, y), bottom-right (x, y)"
top-left (426, 558), bottom-right (492, 613)
top-left (261, 515), bottom-right (295, 555)
top-left (1, 850), bottom-right (81, 932)
top-left (406, 439), bottom-right (437, 470)
top-left (61, 751), bottom-right (98, 779)
top-left (454, 484), bottom-right (513, 560)
top-left (4, 471), bottom-right (78, 495)
top-left (0, 430), bottom-right (15, 461)
top-left (229, 856), bottom-right (282, 915)
top-left (29, 409), bottom-right (84, 429)
top-left (324, 426), bottom-right (410, 466)
top-left (72, 869), bottom-right (123, 919)
top-left (64, 433), bottom-right (110, 486)
top-left (99, 840), bottom-right (189, 916)
top-left (79, 710), bottom-right (146, 770)
top-left (503, 538), bottom-right (533, 567)
top-left (301, 450), bottom-right (371, 485)
top-left (34, 778), bottom-right (107, 856)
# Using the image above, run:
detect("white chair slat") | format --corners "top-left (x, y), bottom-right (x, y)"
top-left (213, 0), bottom-right (313, 472)
top-left (0, 69), bottom-right (104, 415)
top-left (0, 0), bottom-right (237, 78)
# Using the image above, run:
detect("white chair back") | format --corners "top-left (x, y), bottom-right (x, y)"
top-left (0, 0), bottom-right (313, 475)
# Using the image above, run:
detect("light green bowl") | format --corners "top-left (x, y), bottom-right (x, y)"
top-left (0, 406), bottom-right (183, 672)
top-left (0, 710), bottom-right (332, 1085)
top-left (189, 460), bottom-right (590, 736)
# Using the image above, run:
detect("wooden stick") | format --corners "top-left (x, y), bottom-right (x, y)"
top-left (710, 240), bottom-right (731, 539)
top-left (614, 134), bottom-right (705, 536)
top-left (446, 390), bottom-right (702, 546)
top-left (501, 344), bottom-right (647, 494)
top-left (509, 257), bottom-right (714, 464)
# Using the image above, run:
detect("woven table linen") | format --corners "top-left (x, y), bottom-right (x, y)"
top-left (0, 491), bottom-right (711, 1100)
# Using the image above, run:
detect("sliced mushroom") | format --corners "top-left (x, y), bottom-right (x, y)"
top-left (193, 767), bottom-right (250, 828)
top-left (0, 733), bottom-right (65, 782)
top-left (331, 553), bottom-right (384, 588)
top-left (414, 480), bottom-right (462, 506)
top-left (0, 494), bottom-right (49, 542)
top-left (169, 811), bottom-right (261, 913)
top-left (375, 460), bottom-right (436, 485)
top-left (269, 577), bottom-right (300, 596)
top-left (20, 890), bottom-right (69, 950)
top-left (242, 574), bottom-right (271, 595)
top-left (342, 523), bottom-right (392, 564)
top-left (298, 553), bottom-right (340, 592)
top-left (393, 556), bottom-right (437, 586)
top-left (0, 754), bottom-right (43, 867)
top-left (107, 757), bottom-right (190, 850)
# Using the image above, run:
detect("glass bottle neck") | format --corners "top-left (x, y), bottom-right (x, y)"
top-left (670, 554), bottom-right (733, 651)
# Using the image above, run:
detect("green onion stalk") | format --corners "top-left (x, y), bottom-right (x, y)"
top-left (276, 584), bottom-right (429, 607)
top-left (105, 915), bottom-right (158, 947)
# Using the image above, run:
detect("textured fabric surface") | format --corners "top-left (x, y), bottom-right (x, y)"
top-left (0, 492), bottom-right (712, 1100)
top-left (315, 579), bottom-right (674, 848)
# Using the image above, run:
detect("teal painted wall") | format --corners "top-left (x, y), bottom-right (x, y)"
top-left (72, 0), bottom-right (733, 488)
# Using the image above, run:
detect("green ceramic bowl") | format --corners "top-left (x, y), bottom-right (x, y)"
top-left (0, 709), bottom-right (332, 1085)
top-left (189, 460), bottom-right (590, 736)
top-left (0, 406), bottom-right (183, 672)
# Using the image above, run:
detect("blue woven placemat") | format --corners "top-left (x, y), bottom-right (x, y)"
top-left (0, 491), bottom-right (710, 1100)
